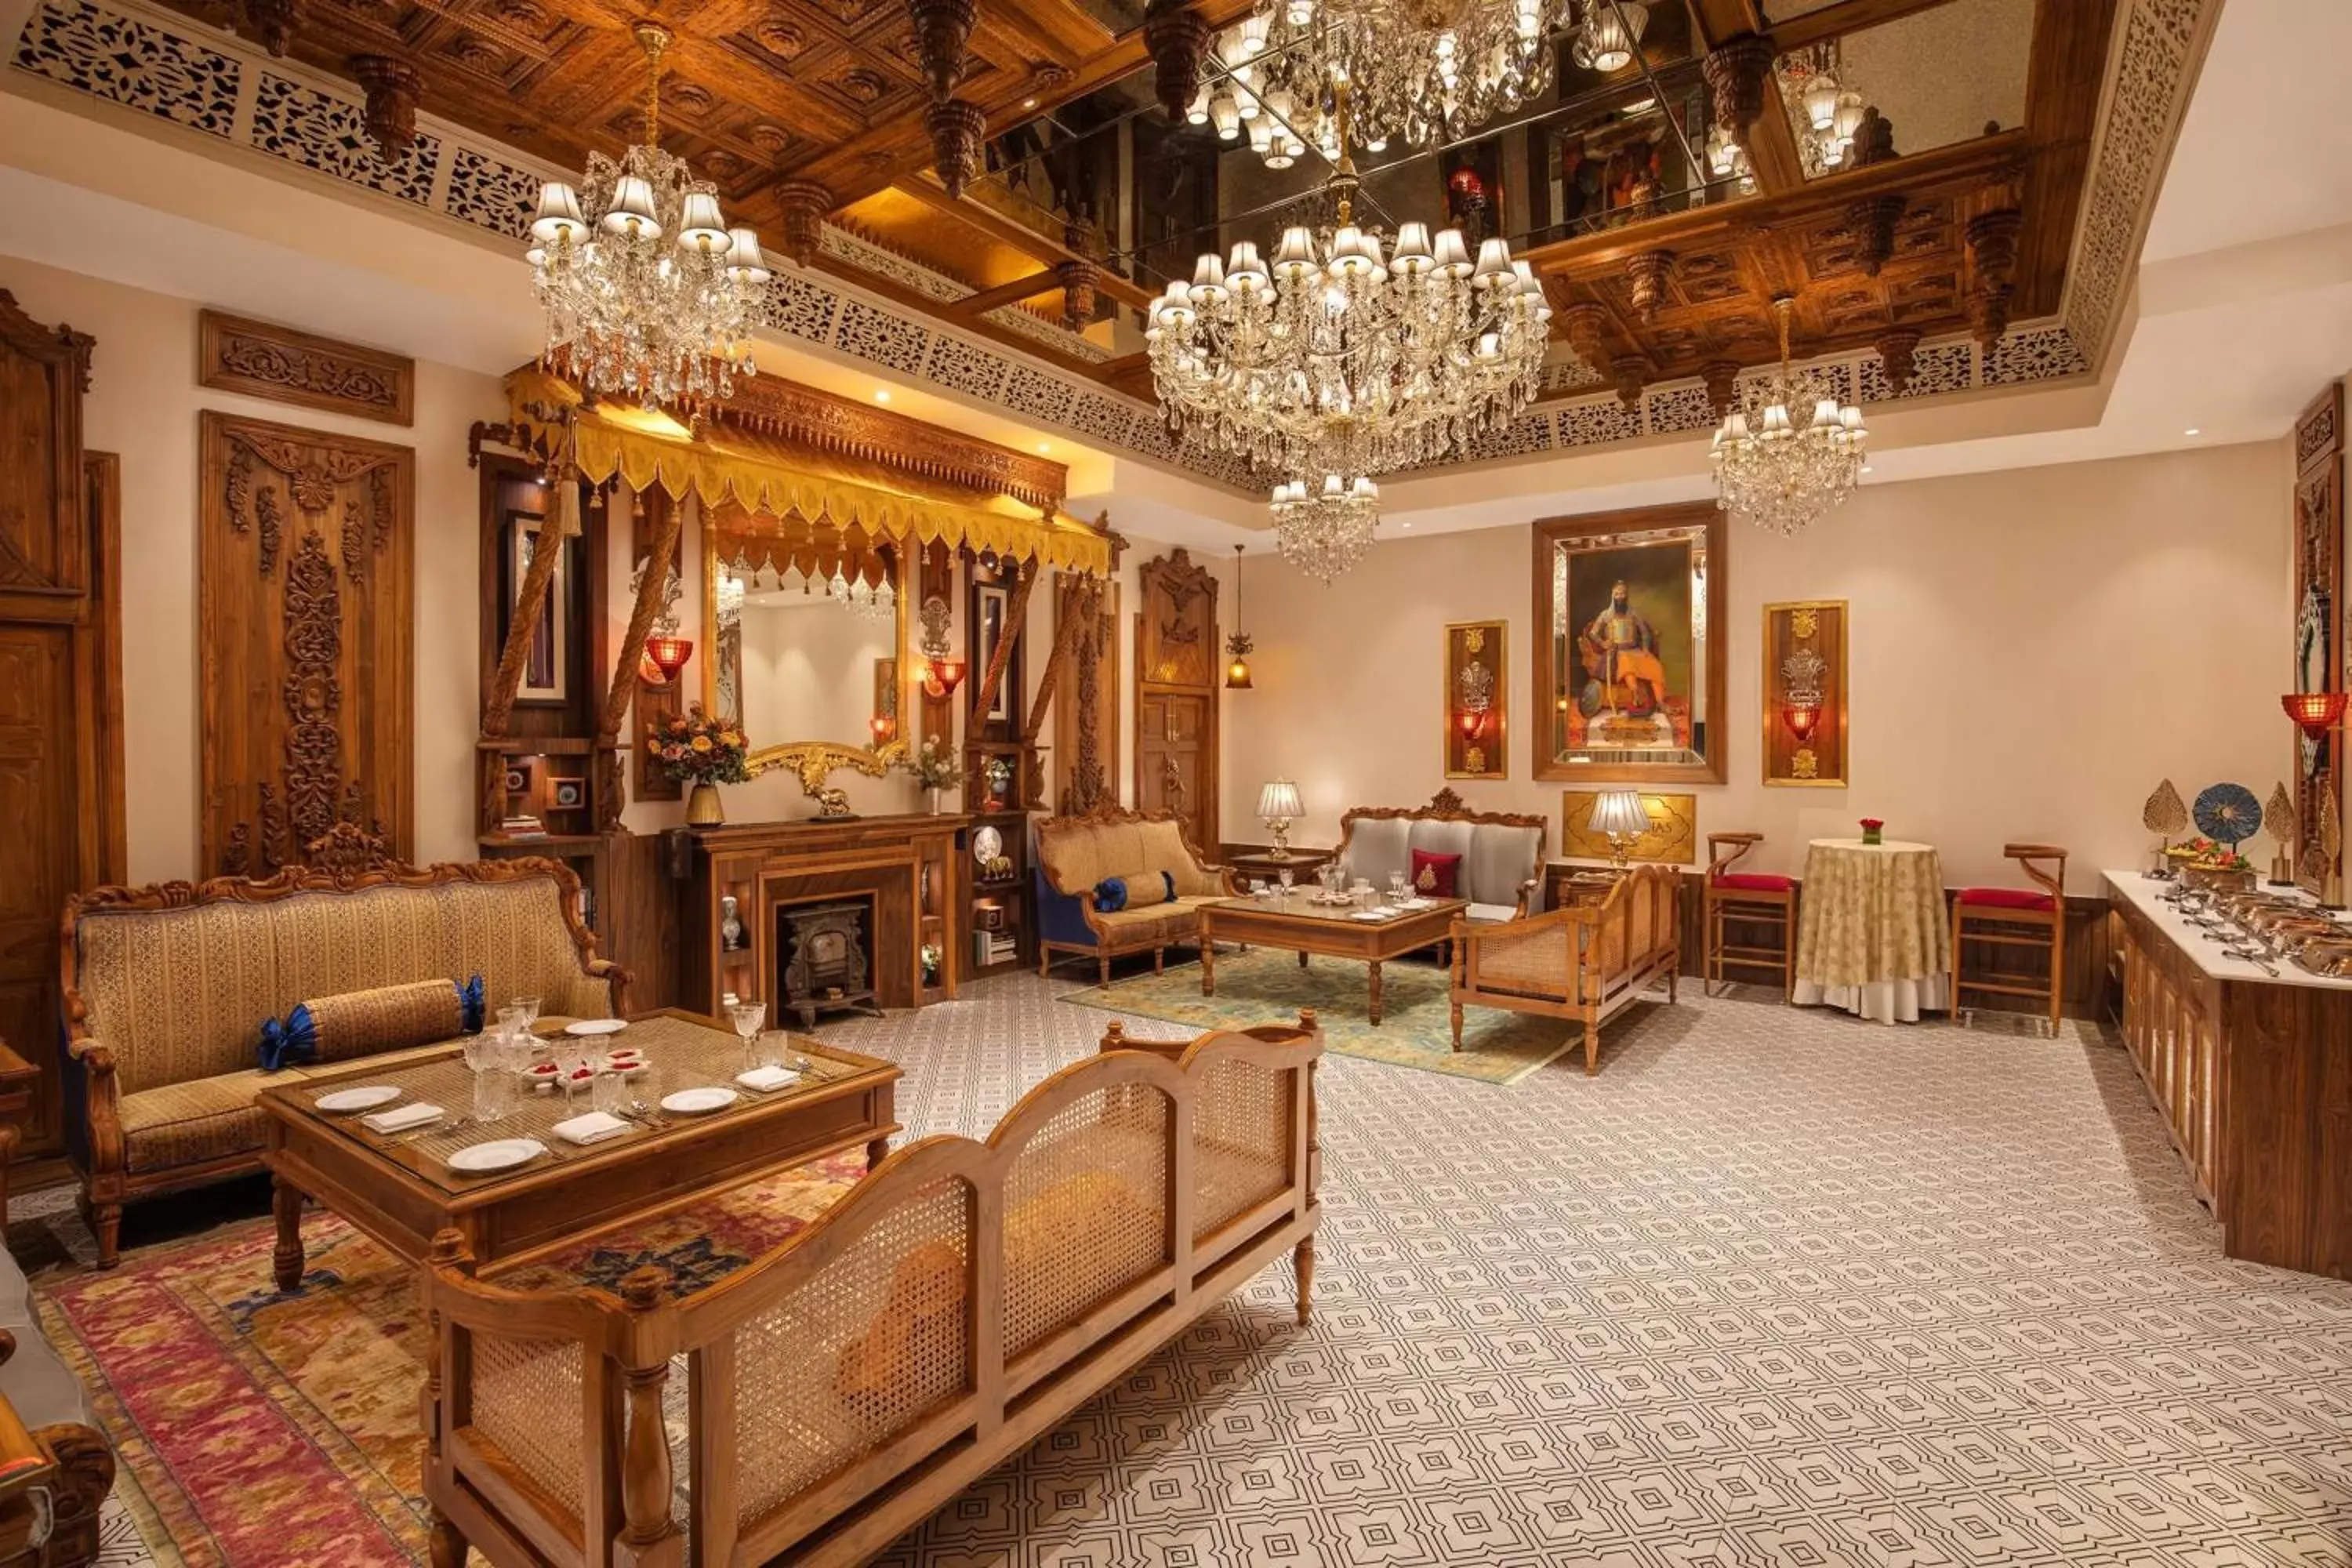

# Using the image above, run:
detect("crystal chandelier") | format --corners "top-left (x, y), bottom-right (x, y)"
top-left (1147, 87), bottom-right (1551, 480)
top-left (1711, 296), bottom-right (1867, 535)
top-left (526, 23), bottom-right (769, 412)
top-left (1784, 42), bottom-right (1869, 175)
top-left (1270, 474), bottom-right (1381, 583)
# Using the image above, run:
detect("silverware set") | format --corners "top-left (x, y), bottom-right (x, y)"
top-left (2154, 884), bottom-right (2348, 978)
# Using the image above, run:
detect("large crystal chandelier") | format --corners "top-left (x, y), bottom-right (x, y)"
top-left (1145, 89), bottom-right (1552, 480)
top-left (526, 22), bottom-right (769, 412)
top-left (1271, 474), bottom-right (1382, 583)
top-left (1711, 296), bottom-right (1867, 535)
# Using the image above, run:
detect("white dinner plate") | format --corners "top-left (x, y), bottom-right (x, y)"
top-left (564, 1018), bottom-right (628, 1036)
top-left (661, 1086), bottom-right (739, 1115)
top-left (446, 1138), bottom-right (545, 1174)
top-left (315, 1085), bottom-right (401, 1114)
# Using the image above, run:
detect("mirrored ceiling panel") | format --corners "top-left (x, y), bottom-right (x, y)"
top-left (1774, 0), bottom-right (2034, 178)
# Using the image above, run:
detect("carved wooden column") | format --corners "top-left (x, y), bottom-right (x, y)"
top-left (1876, 328), bottom-right (1922, 397)
top-left (350, 55), bottom-right (421, 160)
top-left (199, 410), bottom-right (415, 874)
top-left (1701, 359), bottom-right (1740, 419)
top-left (1625, 251), bottom-right (1674, 323)
top-left (905, 0), bottom-right (977, 97)
top-left (2294, 384), bottom-right (2346, 900)
top-left (1143, 0), bottom-right (1210, 121)
top-left (1134, 550), bottom-right (1218, 848)
top-left (613, 1267), bottom-right (683, 1568)
top-left (1055, 574), bottom-right (1117, 815)
top-left (1965, 208), bottom-right (2024, 352)
top-left (1611, 354), bottom-right (1649, 412)
top-left (926, 99), bottom-right (986, 198)
top-left (774, 180), bottom-right (831, 267)
top-left (1702, 35), bottom-right (1774, 142)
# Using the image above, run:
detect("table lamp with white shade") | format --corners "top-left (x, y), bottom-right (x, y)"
top-left (1588, 789), bottom-right (1652, 869)
top-left (1258, 779), bottom-right (1303, 859)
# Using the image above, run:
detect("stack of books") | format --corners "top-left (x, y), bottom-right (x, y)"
top-left (500, 814), bottom-right (546, 840)
top-left (972, 929), bottom-right (1018, 969)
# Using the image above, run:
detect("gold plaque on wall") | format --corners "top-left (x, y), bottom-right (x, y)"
top-left (1445, 620), bottom-right (1508, 779)
top-left (1762, 600), bottom-right (1848, 787)
top-left (1559, 790), bottom-right (1697, 865)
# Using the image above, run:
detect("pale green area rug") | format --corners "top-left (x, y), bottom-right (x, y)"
top-left (1059, 948), bottom-right (1586, 1084)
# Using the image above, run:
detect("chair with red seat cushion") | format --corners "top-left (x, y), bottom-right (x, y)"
top-left (1951, 844), bottom-right (2067, 1033)
top-left (1703, 833), bottom-right (1797, 999)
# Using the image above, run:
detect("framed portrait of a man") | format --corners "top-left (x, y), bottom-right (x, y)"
top-left (1532, 503), bottom-right (1726, 784)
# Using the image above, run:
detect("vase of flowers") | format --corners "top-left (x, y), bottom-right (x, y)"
top-left (1860, 817), bottom-right (1884, 846)
top-left (898, 735), bottom-right (964, 813)
top-left (648, 706), bottom-right (750, 826)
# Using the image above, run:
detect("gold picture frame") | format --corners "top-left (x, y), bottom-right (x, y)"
top-left (1762, 600), bottom-right (1848, 787)
top-left (1444, 619), bottom-right (1508, 779)
top-left (1559, 790), bottom-right (1697, 866)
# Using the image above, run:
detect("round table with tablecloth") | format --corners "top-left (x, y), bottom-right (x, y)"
top-left (1791, 837), bottom-right (1951, 1024)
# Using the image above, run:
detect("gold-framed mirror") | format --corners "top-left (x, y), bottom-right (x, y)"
top-left (701, 503), bottom-right (910, 790)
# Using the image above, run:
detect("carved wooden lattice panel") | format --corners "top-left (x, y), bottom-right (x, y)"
top-left (1134, 550), bottom-right (1218, 851)
top-left (199, 411), bottom-right (413, 877)
top-left (1054, 576), bottom-right (1117, 817)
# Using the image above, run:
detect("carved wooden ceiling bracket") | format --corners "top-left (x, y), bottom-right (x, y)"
top-left (925, 99), bottom-right (986, 200)
top-left (241, 0), bottom-right (296, 56)
top-left (905, 0), bottom-right (978, 99)
top-left (1561, 300), bottom-right (1612, 371)
top-left (1700, 360), bottom-right (1740, 419)
top-left (1610, 354), bottom-right (1649, 412)
top-left (1626, 251), bottom-right (1675, 324)
top-left (1846, 195), bottom-right (1907, 278)
top-left (775, 180), bottom-right (833, 267)
top-left (1876, 328), bottom-right (1922, 396)
top-left (1701, 35), bottom-right (1774, 140)
top-left (1056, 259), bottom-right (1098, 330)
top-left (350, 55), bottom-right (421, 162)
top-left (1143, 0), bottom-right (1212, 122)
top-left (1965, 208), bottom-right (2024, 352)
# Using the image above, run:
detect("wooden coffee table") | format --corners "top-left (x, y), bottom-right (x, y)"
top-left (1200, 895), bottom-right (1467, 1024)
top-left (259, 1007), bottom-right (900, 1289)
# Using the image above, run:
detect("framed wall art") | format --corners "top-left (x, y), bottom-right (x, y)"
top-left (1533, 502), bottom-right (1726, 784)
top-left (504, 510), bottom-right (570, 705)
top-left (1443, 620), bottom-right (1508, 779)
top-left (1762, 600), bottom-right (1848, 786)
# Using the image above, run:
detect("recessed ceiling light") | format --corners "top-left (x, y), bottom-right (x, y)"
top-left (2184, 426), bottom-right (2201, 436)
top-left (873, 389), bottom-right (892, 404)
top-left (1022, 97), bottom-right (1038, 109)
top-left (1036, 442), bottom-right (1051, 453)
top-left (1401, 521), bottom-right (1411, 528)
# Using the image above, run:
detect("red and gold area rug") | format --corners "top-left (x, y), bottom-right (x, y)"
top-left (34, 1152), bottom-right (864, 1566)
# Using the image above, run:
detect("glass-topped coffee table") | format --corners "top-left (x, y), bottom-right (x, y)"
top-left (1198, 894), bottom-right (1467, 1023)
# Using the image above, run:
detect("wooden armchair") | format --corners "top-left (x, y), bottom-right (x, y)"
top-left (1952, 842), bottom-right (2068, 1031)
top-left (1704, 832), bottom-right (1797, 998)
top-left (1448, 863), bottom-right (1680, 1073)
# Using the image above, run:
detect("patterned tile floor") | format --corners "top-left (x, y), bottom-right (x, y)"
top-left (53, 973), bottom-right (2352, 1565)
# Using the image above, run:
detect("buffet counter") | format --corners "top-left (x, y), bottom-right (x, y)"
top-left (2106, 869), bottom-right (2352, 1279)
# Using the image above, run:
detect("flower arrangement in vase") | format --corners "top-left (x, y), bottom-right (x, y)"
top-left (648, 706), bottom-right (751, 826)
top-left (898, 735), bottom-right (964, 813)
top-left (1859, 818), bottom-right (1884, 846)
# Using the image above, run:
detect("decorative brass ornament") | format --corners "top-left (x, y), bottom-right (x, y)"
top-left (1444, 619), bottom-right (1508, 780)
top-left (2265, 780), bottom-right (2299, 887)
top-left (1560, 790), bottom-right (1697, 866)
top-left (1763, 599), bottom-right (1846, 787)
top-left (1789, 606), bottom-right (1820, 640)
top-left (1791, 749), bottom-right (1819, 781)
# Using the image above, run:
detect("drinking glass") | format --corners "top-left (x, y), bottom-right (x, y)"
top-left (592, 1065), bottom-right (627, 1116)
top-left (473, 1056), bottom-right (515, 1123)
top-left (508, 996), bottom-right (543, 1029)
top-left (754, 1029), bottom-right (786, 1070)
top-left (729, 1000), bottom-right (768, 1069)
top-left (1278, 866), bottom-right (1294, 898)
top-left (1388, 871), bottom-right (1408, 903)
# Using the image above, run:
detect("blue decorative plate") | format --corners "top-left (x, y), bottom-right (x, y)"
top-left (2192, 782), bottom-right (2262, 844)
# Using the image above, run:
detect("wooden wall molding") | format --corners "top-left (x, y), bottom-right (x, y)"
top-left (200, 410), bottom-right (415, 877)
top-left (199, 310), bottom-right (415, 426)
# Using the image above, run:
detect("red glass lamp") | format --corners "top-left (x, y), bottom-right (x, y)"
top-left (2284, 691), bottom-right (2348, 738)
top-left (922, 656), bottom-right (967, 699)
top-left (870, 713), bottom-right (897, 744)
top-left (1783, 702), bottom-right (1822, 742)
top-left (1457, 710), bottom-right (1485, 739)
top-left (644, 633), bottom-right (693, 684)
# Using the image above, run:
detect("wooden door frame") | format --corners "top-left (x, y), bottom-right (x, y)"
top-left (84, 450), bottom-right (127, 885)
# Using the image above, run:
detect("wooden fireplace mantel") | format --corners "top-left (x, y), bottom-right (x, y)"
top-left (678, 813), bottom-right (976, 1018)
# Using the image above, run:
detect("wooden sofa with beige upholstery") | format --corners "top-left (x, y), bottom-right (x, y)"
top-left (1449, 862), bottom-right (1681, 1073)
top-left (418, 1018), bottom-right (1323, 1568)
top-left (58, 840), bottom-right (626, 1266)
top-left (1333, 789), bottom-right (1548, 923)
top-left (1034, 806), bottom-right (1240, 982)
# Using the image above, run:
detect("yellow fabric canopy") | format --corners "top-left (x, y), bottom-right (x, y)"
top-left (506, 370), bottom-right (1111, 575)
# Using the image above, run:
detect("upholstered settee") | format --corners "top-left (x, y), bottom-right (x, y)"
top-left (59, 850), bottom-right (626, 1266)
top-left (419, 1019), bottom-right (1323, 1568)
top-left (1334, 789), bottom-right (1548, 922)
top-left (1449, 862), bottom-right (1680, 1073)
top-left (1035, 807), bottom-right (1240, 982)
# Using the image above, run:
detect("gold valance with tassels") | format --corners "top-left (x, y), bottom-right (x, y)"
top-left (505, 368), bottom-right (1111, 575)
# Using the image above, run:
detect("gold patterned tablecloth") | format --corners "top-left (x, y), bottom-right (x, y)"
top-left (1793, 838), bottom-right (1951, 1004)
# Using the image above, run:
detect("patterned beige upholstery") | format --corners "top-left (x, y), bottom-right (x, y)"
top-left (1035, 808), bottom-right (1238, 982)
top-left (62, 857), bottom-right (624, 1267)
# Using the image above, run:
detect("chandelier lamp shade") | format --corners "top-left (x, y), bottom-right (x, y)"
top-left (1270, 474), bottom-right (1382, 583)
top-left (1258, 778), bottom-right (1305, 859)
top-left (1711, 295), bottom-right (1867, 535)
top-left (526, 22), bottom-right (769, 412)
top-left (1225, 543), bottom-right (1255, 688)
top-left (2284, 691), bottom-right (2349, 737)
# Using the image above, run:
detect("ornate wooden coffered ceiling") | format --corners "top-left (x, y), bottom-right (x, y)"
top-left (147, 0), bottom-right (2118, 411)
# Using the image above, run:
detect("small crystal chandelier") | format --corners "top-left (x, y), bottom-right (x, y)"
top-left (526, 22), bottom-right (769, 412)
top-left (1148, 84), bottom-right (1551, 481)
top-left (1784, 42), bottom-right (1869, 175)
top-left (1570, 0), bottom-right (1650, 72)
top-left (1270, 474), bottom-right (1381, 583)
top-left (1711, 296), bottom-right (1867, 535)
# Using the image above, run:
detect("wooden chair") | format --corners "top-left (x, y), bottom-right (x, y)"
top-left (1702, 832), bottom-right (1796, 998)
top-left (1951, 844), bottom-right (2067, 1033)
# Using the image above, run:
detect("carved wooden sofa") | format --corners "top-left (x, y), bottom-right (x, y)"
top-left (1333, 789), bottom-right (1548, 923)
top-left (1449, 863), bottom-right (1681, 1073)
top-left (419, 1018), bottom-right (1323, 1568)
top-left (1034, 807), bottom-right (1240, 982)
top-left (59, 847), bottom-right (626, 1266)
top-left (0, 1332), bottom-right (111, 1568)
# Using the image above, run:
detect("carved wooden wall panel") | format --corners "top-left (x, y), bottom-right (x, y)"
top-left (200, 411), bottom-right (414, 877)
top-left (198, 310), bottom-right (415, 426)
top-left (2294, 383), bottom-right (2345, 898)
top-left (1133, 549), bottom-right (1218, 850)
top-left (1054, 575), bottom-right (1117, 816)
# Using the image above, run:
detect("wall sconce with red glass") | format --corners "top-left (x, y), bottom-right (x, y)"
top-left (1782, 702), bottom-right (1822, 742)
top-left (870, 713), bottom-right (897, 744)
top-left (644, 633), bottom-right (694, 685)
top-left (2284, 691), bottom-right (2349, 737)
top-left (922, 657), bottom-right (967, 699)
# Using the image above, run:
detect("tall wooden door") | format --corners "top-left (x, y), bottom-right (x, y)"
top-left (1134, 549), bottom-right (1218, 850)
top-left (0, 293), bottom-right (121, 1160)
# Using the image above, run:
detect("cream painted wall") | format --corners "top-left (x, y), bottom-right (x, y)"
top-left (1225, 440), bottom-right (2291, 897)
top-left (0, 256), bottom-right (506, 882)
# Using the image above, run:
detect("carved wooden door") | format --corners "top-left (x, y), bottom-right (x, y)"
top-left (0, 293), bottom-right (120, 1157)
top-left (1053, 576), bottom-right (1119, 815)
top-left (199, 411), bottom-right (413, 876)
top-left (1133, 550), bottom-right (1218, 849)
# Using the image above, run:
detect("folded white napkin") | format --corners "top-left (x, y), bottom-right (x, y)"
top-left (361, 1102), bottom-right (444, 1134)
top-left (1399, 896), bottom-right (1436, 909)
top-left (550, 1110), bottom-right (630, 1145)
top-left (735, 1065), bottom-right (801, 1093)
top-left (1349, 907), bottom-right (1398, 922)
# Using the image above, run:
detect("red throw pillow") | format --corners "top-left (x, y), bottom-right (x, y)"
top-left (1409, 848), bottom-right (1461, 898)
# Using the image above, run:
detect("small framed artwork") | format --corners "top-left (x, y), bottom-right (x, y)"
top-left (873, 655), bottom-right (899, 745)
top-left (552, 779), bottom-right (586, 810)
top-left (1762, 600), bottom-right (1848, 786)
top-left (1444, 620), bottom-right (1508, 779)
top-left (971, 578), bottom-right (1018, 729)
top-left (506, 511), bottom-right (570, 704)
